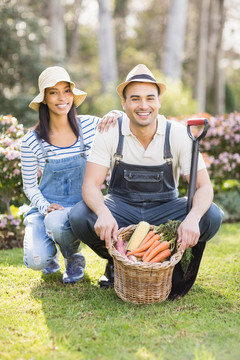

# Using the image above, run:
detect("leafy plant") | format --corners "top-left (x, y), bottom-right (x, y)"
top-left (171, 112), bottom-right (240, 195)
top-left (214, 190), bottom-right (240, 223)
top-left (0, 115), bottom-right (26, 214)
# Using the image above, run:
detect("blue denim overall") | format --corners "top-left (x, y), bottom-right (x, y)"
top-left (108, 118), bottom-right (178, 203)
top-left (23, 123), bottom-right (87, 271)
top-left (70, 118), bottom-right (184, 260)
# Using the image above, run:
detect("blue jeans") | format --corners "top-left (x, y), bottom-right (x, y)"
top-left (69, 196), bottom-right (223, 297)
top-left (69, 196), bottom-right (223, 260)
top-left (23, 207), bottom-right (84, 271)
top-left (23, 211), bottom-right (57, 270)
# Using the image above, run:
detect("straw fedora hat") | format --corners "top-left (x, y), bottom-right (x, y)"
top-left (29, 66), bottom-right (87, 111)
top-left (117, 64), bottom-right (166, 98)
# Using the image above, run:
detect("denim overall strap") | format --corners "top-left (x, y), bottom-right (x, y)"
top-left (77, 117), bottom-right (90, 154)
top-left (114, 115), bottom-right (124, 163)
top-left (34, 131), bottom-right (49, 161)
top-left (108, 119), bottom-right (178, 203)
top-left (113, 118), bottom-right (173, 164)
top-left (164, 121), bottom-right (173, 164)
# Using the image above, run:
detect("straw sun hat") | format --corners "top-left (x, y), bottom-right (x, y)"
top-left (116, 64), bottom-right (166, 98)
top-left (29, 66), bottom-right (87, 111)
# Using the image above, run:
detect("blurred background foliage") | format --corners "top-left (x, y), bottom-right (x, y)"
top-left (1, 0), bottom-right (240, 128)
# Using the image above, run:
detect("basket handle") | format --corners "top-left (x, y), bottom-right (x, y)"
top-left (108, 237), bottom-right (115, 256)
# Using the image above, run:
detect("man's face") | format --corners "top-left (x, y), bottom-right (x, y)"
top-left (122, 82), bottom-right (161, 129)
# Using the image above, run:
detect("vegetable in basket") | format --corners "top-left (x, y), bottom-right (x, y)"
top-left (142, 241), bottom-right (171, 263)
top-left (126, 221), bottom-right (150, 251)
top-left (126, 234), bottom-right (161, 256)
top-left (115, 238), bottom-right (127, 256)
top-left (123, 220), bottom-right (182, 264)
top-left (149, 249), bottom-right (172, 263)
top-left (114, 220), bottom-right (194, 266)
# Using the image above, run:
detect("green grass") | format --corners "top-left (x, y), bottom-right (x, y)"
top-left (0, 223), bottom-right (240, 360)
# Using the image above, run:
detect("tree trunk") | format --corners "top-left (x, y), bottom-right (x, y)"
top-left (2, 193), bottom-right (12, 215)
top-left (68, 0), bottom-right (83, 63)
top-left (114, 0), bottom-right (128, 45)
top-left (195, 0), bottom-right (211, 112)
top-left (214, 0), bottom-right (225, 115)
top-left (97, 0), bottom-right (118, 93)
top-left (206, 0), bottom-right (225, 115)
top-left (162, 0), bottom-right (189, 80)
top-left (49, 0), bottom-right (66, 65)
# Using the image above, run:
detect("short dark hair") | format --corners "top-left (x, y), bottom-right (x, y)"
top-left (122, 82), bottom-right (160, 100)
top-left (34, 103), bottom-right (79, 143)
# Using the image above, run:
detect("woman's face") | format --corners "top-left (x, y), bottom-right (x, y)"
top-left (43, 81), bottom-right (74, 118)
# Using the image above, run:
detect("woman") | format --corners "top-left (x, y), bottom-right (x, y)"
top-left (21, 66), bottom-right (118, 284)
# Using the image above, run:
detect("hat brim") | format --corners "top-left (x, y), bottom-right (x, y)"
top-left (117, 79), bottom-right (166, 98)
top-left (29, 81), bottom-right (87, 111)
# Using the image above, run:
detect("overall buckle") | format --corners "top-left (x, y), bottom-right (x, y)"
top-left (114, 153), bottom-right (123, 165)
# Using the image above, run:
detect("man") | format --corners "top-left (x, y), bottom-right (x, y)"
top-left (69, 64), bottom-right (222, 298)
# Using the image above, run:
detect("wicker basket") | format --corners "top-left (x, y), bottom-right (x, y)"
top-left (110, 224), bottom-right (183, 304)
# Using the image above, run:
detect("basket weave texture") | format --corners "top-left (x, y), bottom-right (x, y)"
top-left (111, 224), bottom-right (183, 304)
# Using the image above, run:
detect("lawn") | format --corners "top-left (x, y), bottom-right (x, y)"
top-left (0, 223), bottom-right (240, 360)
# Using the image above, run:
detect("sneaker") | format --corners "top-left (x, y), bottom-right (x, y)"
top-left (99, 260), bottom-right (114, 288)
top-left (42, 258), bottom-right (60, 275)
top-left (62, 254), bottom-right (85, 284)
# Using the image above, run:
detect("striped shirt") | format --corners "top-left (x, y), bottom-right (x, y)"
top-left (20, 115), bottom-right (100, 215)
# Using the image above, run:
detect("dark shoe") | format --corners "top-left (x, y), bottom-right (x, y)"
top-left (62, 254), bottom-right (85, 284)
top-left (42, 258), bottom-right (60, 275)
top-left (168, 242), bottom-right (206, 300)
top-left (99, 261), bottom-right (114, 288)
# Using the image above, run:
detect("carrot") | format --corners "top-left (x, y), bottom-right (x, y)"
top-left (134, 251), bottom-right (146, 258)
top-left (142, 241), bottom-right (170, 262)
top-left (127, 234), bottom-right (161, 256)
top-left (140, 230), bottom-right (156, 246)
top-left (142, 239), bottom-right (161, 261)
top-left (149, 249), bottom-right (172, 263)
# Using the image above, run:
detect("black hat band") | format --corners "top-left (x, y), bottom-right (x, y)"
top-left (128, 74), bottom-right (157, 82)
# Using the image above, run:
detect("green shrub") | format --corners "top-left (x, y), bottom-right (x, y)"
top-left (160, 79), bottom-right (198, 117)
top-left (214, 191), bottom-right (240, 223)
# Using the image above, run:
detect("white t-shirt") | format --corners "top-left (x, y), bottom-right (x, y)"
top-left (88, 113), bottom-right (206, 187)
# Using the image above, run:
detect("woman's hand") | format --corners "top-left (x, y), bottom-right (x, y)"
top-left (97, 111), bottom-right (121, 133)
top-left (46, 203), bottom-right (64, 214)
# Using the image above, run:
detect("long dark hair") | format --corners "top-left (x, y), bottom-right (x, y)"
top-left (34, 103), bottom-right (79, 143)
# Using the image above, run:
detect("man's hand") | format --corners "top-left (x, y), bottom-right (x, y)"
top-left (178, 168), bottom-right (214, 251)
top-left (46, 203), bottom-right (64, 214)
top-left (177, 215), bottom-right (200, 252)
top-left (94, 209), bottom-right (119, 250)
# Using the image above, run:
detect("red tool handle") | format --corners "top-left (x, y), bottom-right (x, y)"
top-left (187, 118), bottom-right (208, 142)
top-left (187, 118), bottom-right (206, 126)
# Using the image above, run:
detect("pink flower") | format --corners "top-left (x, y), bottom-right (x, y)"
top-left (5, 149), bottom-right (20, 160)
top-left (13, 168), bottom-right (20, 175)
top-left (8, 125), bottom-right (16, 133)
top-left (10, 219), bottom-right (21, 226)
top-left (0, 218), bottom-right (7, 229)
top-left (3, 137), bottom-right (14, 146)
